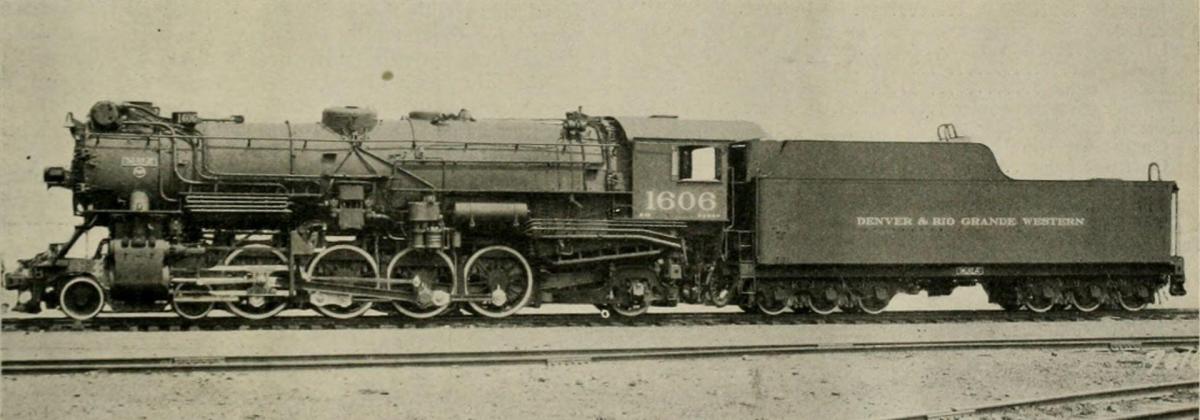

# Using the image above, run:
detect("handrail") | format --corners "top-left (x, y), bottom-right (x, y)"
top-left (89, 132), bottom-right (621, 149)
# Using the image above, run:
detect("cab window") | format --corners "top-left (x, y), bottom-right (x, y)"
top-left (673, 145), bottom-right (721, 182)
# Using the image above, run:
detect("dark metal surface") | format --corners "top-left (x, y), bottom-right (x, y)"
top-left (614, 117), bottom-right (767, 141)
top-left (755, 178), bottom-right (1174, 265)
top-left (745, 140), bottom-right (1009, 181)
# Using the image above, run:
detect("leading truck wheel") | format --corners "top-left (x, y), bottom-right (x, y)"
top-left (59, 276), bottom-right (105, 321)
top-left (172, 284), bottom-right (214, 320)
top-left (464, 246), bottom-right (534, 319)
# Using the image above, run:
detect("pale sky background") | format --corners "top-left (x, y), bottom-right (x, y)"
top-left (1, 0), bottom-right (1196, 309)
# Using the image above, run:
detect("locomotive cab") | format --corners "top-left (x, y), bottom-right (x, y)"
top-left (614, 117), bottom-right (767, 222)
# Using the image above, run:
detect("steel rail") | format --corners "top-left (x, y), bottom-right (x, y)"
top-left (1104, 405), bottom-right (1200, 420)
top-left (883, 380), bottom-right (1199, 420)
top-left (2, 335), bottom-right (1197, 375)
top-left (2, 309), bottom-right (1196, 333)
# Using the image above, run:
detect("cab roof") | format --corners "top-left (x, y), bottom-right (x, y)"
top-left (612, 117), bottom-right (768, 141)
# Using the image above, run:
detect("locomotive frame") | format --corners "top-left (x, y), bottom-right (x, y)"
top-left (3, 100), bottom-right (1187, 321)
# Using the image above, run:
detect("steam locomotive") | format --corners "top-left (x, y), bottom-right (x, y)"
top-left (3, 100), bottom-right (1186, 320)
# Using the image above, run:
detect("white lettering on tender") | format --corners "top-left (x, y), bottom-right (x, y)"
top-left (856, 217), bottom-right (914, 226)
top-left (857, 216), bottom-right (1087, 227)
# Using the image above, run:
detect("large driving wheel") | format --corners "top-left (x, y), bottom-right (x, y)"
top-left (386, 248), bottom-right (457, 319)
top-left (222, 244), bottom-right (290, 320)
top-left (306, 244), bottom-right (376, 319)
top-left (464, 245), bottom-right (534, 318)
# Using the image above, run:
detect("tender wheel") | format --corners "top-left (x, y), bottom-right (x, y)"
top-left (1020, 284), bottom-right (1057, 313)
top-left (756, 290), bottom-right (790, 316)
top-left (172, 284), bottom-right (214, 320)
top-left (807, 285), bottom-right (840, 315)
top-left (306, 245), bottom-right (376, 319)
top-left (1068, 283), bottom-right (1104, 312)
top-left (854, 284), bottom-right (894, 315)
top-left (222, 244), bottom-right (290, 320)
top-left (386, 248), bottom-right (457, 319)
top-left (59, 276), bottom-right (105, 321)
top-left (855, 295), bottom-right (890, 315)
top-left (464, 245), bottom-right (534, 318)
top-left (1114, 281), bottom-right (1151, 312)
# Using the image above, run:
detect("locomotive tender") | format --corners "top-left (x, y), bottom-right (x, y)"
top-left (3, 100), bottom-right (1187, 320)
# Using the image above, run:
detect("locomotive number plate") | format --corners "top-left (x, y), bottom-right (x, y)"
top-left (121, 156), bottom-right (158, 167)
top-left (955, 266), bottom-right (984, 276)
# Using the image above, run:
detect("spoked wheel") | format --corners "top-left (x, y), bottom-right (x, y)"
top-left (172, 284), bottom-right (214, 320)
top-left (386, 248), bottom-right (457, 319)
top-left (59, 276), bottom-right (106, 321)
top-left (703, 266), bottom-right (735, 308)
top-left (464, 245), bottom-right (534, 318)
top-left (609, 267), bottom-right (654, 318)
top-left (807, 285), bottom-right (840, 315)
top-left (222, 244), bottom-right (289, 320)
top-left (1114, 281), bottom-right (1151, 312)
top-left (306, 245), bottom-right (376, 319)
top-left (1068, 283), bottom-right (1104, 312)
top-left (459, 303), bottom-right (479, 316)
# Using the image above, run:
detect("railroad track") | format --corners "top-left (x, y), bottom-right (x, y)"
top-left (2, 308), bottom-right (1194, 333)
top-left (3, 334), bottom-right (1196, 375)
top-left (887, 380), bottom-right (1199, 420)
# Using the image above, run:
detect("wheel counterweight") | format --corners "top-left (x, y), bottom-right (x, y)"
top-left (305, 244), bottom-right (376, 319)
top-left (221, 244), bottom-right (290, 320)
top-left (387, 248), bottom-right (457, 319)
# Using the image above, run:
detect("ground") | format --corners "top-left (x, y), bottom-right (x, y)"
top-left (1, 319), bottom-right (1197, 419)
top-left (2, 346), bottom-right (1196, 419)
